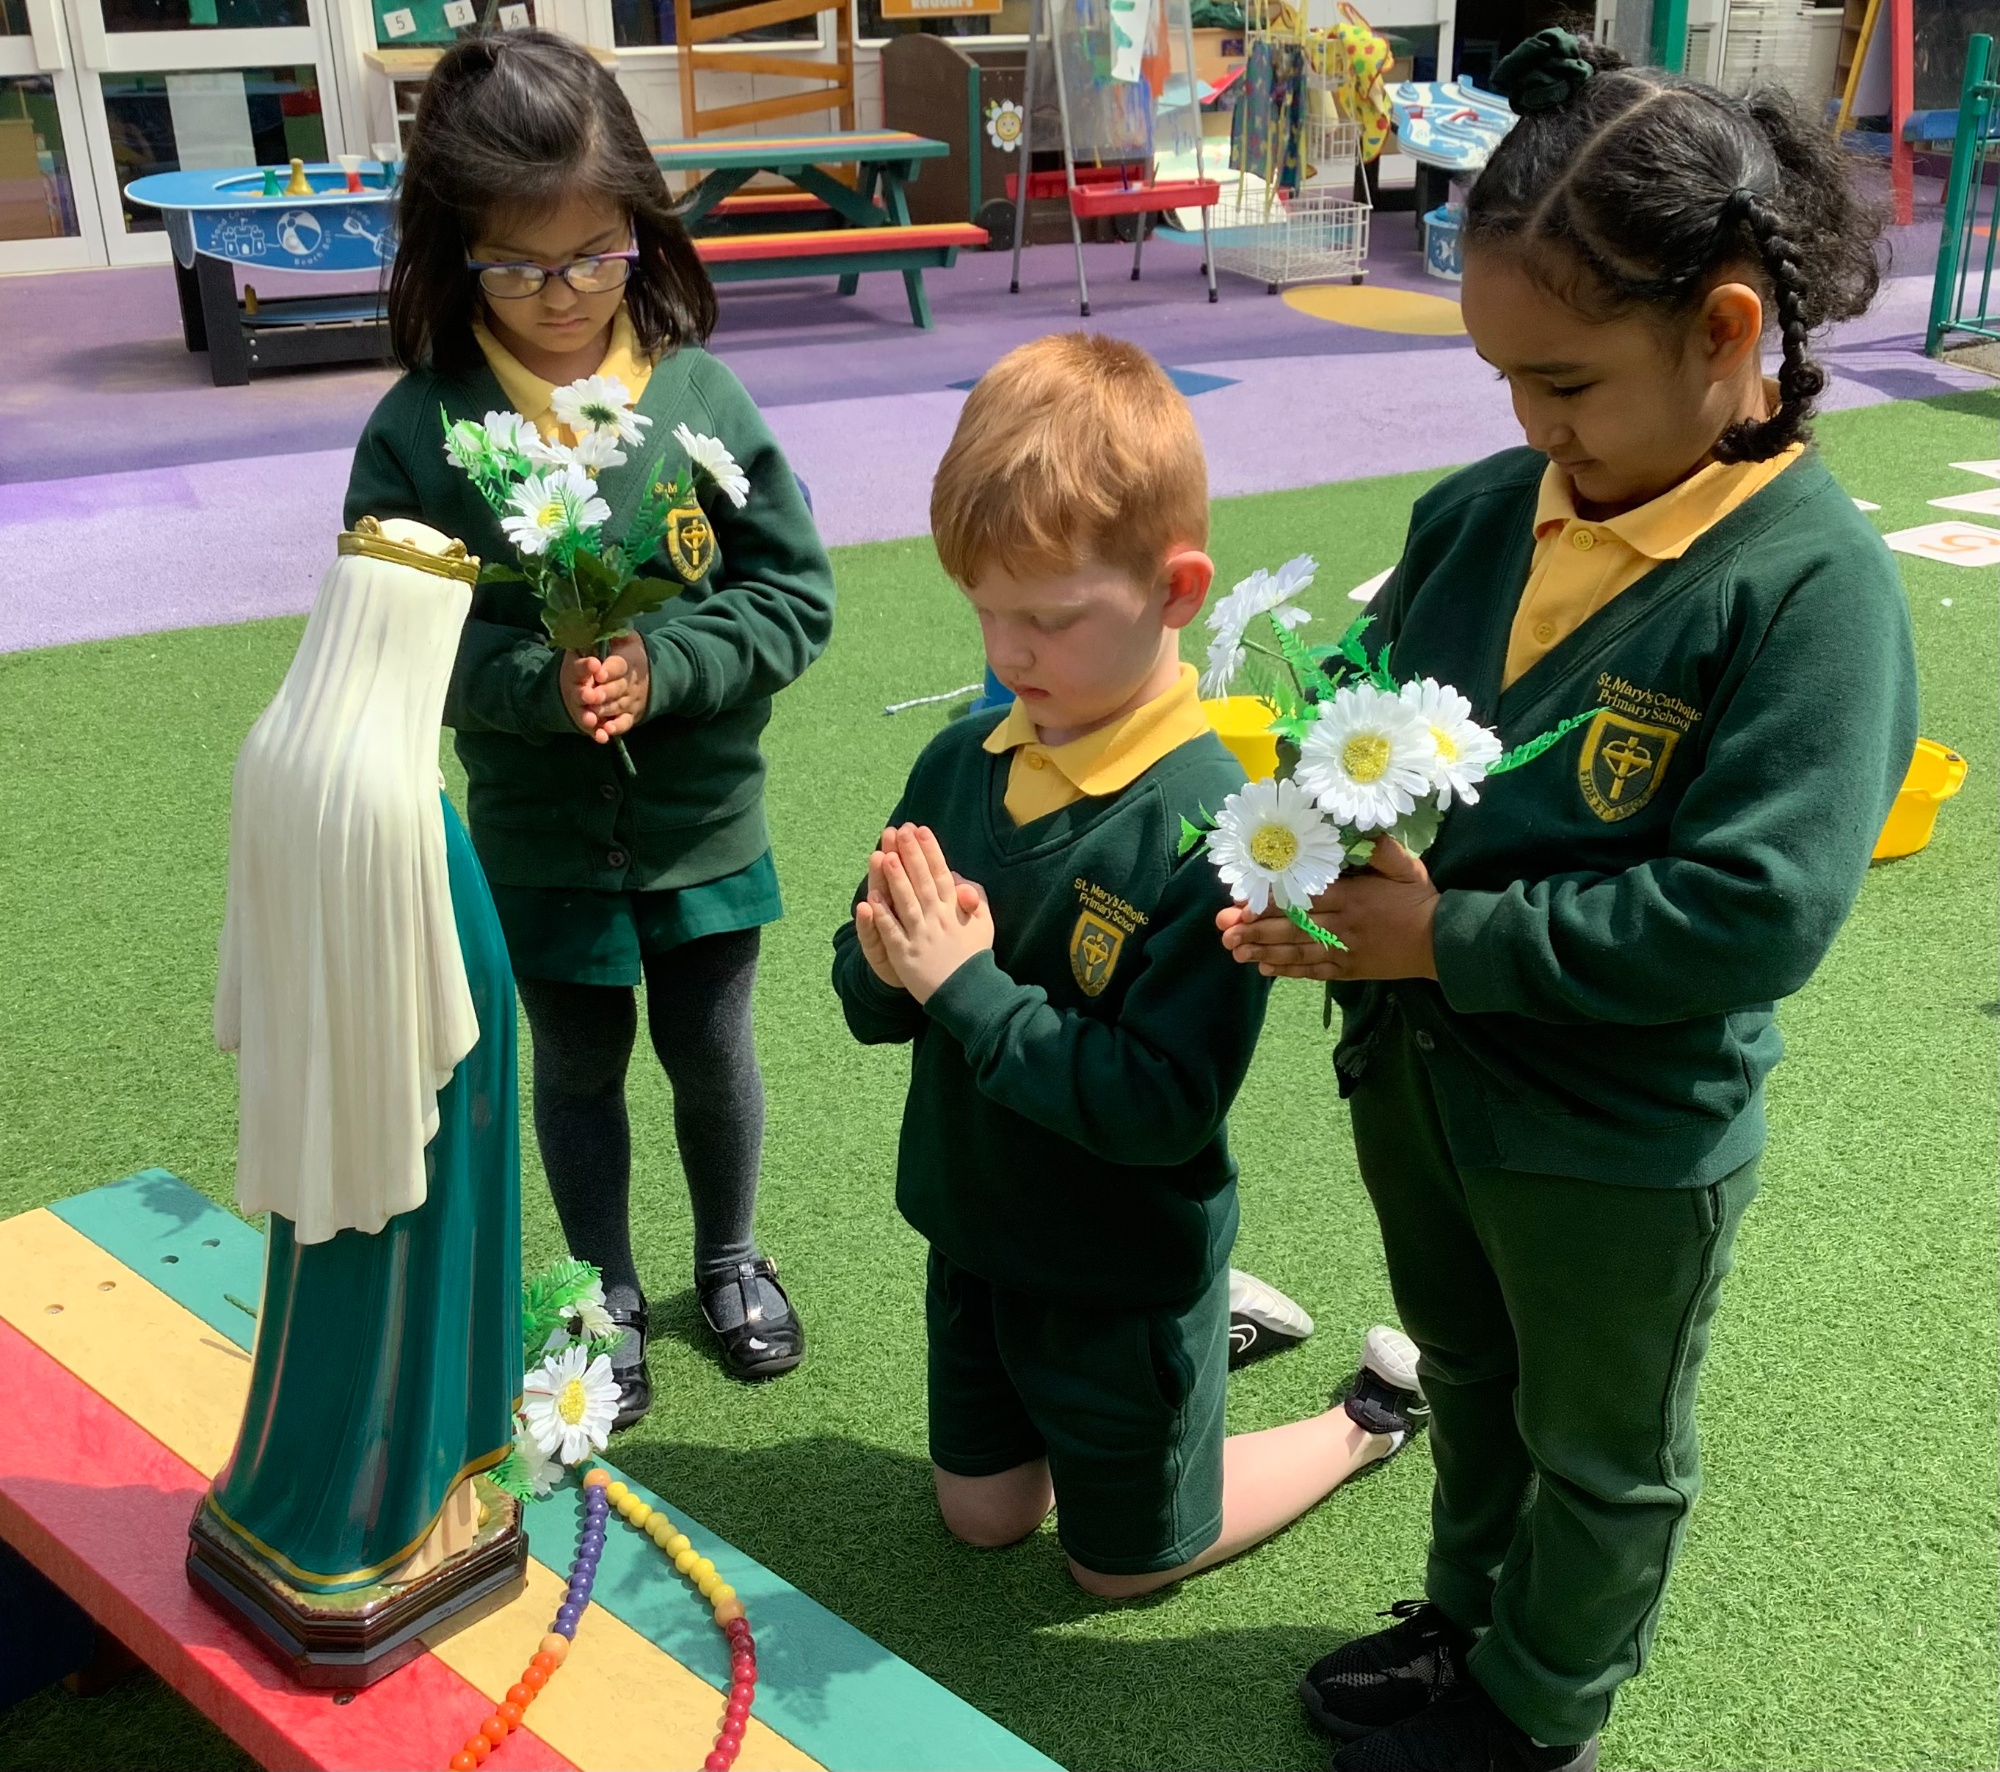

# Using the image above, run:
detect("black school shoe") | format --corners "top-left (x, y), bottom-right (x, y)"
top-left (606, 1300), bottom-right (653, 1433)
top-left (1227, 1268), bottom-right (1316, 1368)
top-left (699, 1256), bottom-right (805, 1381)
top-left (1329, 1683), bottom-right (1598, 1772)
top-left (1301, 1600), bottom-right (1472, 1739)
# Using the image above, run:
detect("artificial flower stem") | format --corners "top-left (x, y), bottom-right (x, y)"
top-left (593, 636), bottom-right (640, 780)
top-left (1240, 637), bottom-right (1295, 668)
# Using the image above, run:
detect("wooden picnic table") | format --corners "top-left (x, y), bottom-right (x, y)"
top-left (653, 130), bottom-right (981, 328)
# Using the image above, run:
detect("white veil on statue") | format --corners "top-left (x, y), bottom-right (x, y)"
top-left (215, 517), bottom-right (482, 1245)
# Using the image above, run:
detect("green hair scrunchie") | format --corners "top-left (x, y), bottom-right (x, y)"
top-left (1491, 27), bottom-right (1594, 113)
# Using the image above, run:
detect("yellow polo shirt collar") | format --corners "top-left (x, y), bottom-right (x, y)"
top-left (982, 663), bottom-right (1212, 826)
top-left (1504, 440), bottom-right (1803, 688)
top-left (471, 304), bottom-right (655, 442)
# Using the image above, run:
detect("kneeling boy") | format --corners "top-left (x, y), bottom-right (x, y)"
top-left (831, 334), bottom-right (1424, 1595)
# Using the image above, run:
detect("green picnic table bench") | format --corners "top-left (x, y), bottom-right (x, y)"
top-left (654, 130), bottom-right (985, 328)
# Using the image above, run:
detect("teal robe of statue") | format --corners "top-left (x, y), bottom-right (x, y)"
top-left (205, 797), bottom-right (521, 1595)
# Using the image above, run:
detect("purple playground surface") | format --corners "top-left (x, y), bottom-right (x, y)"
top-left (0, 181), bottom-right (1987, 655)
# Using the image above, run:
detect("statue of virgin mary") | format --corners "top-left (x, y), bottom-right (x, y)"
top-left (191, 517), bottom-right (525, 1679)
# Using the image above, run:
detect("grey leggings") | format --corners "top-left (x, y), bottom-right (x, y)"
top-left (516, 927), bottom-right (764, 1304)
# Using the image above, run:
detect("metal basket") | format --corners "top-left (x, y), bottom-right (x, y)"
top-left (1208, 110), bottom-right (1369, 291)
top-left (1210, 186), bottom-right (1372, 290)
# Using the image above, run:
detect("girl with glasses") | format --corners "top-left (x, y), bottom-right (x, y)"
top-left (347, 28), bottom-right (834, 1416)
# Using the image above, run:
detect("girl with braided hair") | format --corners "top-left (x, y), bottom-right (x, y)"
top-left (1218, 28), bottom-right (1918, 1772)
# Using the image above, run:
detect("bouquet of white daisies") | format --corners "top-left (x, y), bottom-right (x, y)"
top-left (1189, 555), bottom-right (1592, 949)
top-left (441, 375), bottom-right (749, 774)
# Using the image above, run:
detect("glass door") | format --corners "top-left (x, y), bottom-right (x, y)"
top-left (62, 0), bottom-right (348, 263)
top-left (0, 0), bottom-right (104, 270)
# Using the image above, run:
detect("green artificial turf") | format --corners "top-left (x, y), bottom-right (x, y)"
top-left (0, 389), bottom-right (1994, 1772)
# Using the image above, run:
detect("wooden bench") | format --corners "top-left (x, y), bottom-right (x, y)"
top-left (0, 1171), bottom-right (1063, 1772)
top-left (692, 221), bottom-right (988, 328)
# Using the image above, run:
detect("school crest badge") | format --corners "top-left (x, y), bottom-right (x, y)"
top-left (664, 501), bottom-right (715, 583)
top-left (1069, 910), bottom-right (1125, 997)
top-left (1578, 710), bottom-right (1679, 821)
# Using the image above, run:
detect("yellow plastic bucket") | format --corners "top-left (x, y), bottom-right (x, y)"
top-left (1873, 738), bottom-right (1968, 861)
top-left (1204, 695), bottom-right (1280, 782)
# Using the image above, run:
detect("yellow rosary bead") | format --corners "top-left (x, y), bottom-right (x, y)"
top-left (673, 1547), bottom-right (698, 1574)
top-left (697, 1573), bottom-right (719, 1598)
top-left (665, 1533), bottom-right (691, 1557)
top-left (605, 1481), bottom-right (629, 1505)
top-left (710, 1583), bottom-right (736, 1607)
top-left (628, 1503), bottom-right (653, 1530)
top-left (647, 1516), bottom-right (675, 1547)
top-left (692, 1557), bottom-right (715, 1580)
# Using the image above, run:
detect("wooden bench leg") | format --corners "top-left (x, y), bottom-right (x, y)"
top-left (902, 266), bottom-right (934, 329)
top-left (837, 270), bottom-right (860, 296)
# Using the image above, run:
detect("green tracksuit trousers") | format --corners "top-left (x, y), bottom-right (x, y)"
top-left (1349, 1009), bottom-right (1759, 1745)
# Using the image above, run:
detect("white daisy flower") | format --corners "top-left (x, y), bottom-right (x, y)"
top-left (568, 428), bottom-right (628, 474)
top-left (511, 1420), bottom-right (564, 1498)
top-left (672, 424), bottom-right (750, 509)
top-left (1296, 681), bottom-right (1438, 832)
top-left (1400, 677), bottom-right (1504, 809)
top-left (443, 417), bottom-right (495, 475)
top-left (501, 463), bottom-right (610, 556)
top-left (551, 375), bottom-right (652, 446)
top-left (1200, 554), bottom-right (1318, 696)
top-left (521, 1343), bottom-right (620, 1465)
top-left (479, 409), bottom-right (540, 460)
top-left (1206, 777), bottom-right (1346, 914)
top-left (568, 1276), bottom-right (620, 1341)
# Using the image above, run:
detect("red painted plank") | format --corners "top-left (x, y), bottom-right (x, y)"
top-left (696, 223), bottom-right (986, 262)
top-left (709, 192), bottom-right (831, 215)
top-left (0, 1317), bottom-right (573, 1772)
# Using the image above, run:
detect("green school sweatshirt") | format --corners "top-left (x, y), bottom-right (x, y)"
top-left (1335, 446), bottom-right (1919, 1188)
top-left (830, 716), bottom-right (1273, 1307)
top-left (343, 347), bottom-right (835, 893)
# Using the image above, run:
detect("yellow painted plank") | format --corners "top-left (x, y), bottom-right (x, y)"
top-left (428, 1558), bottom-right (818, 1772)
top-left (0, 1208), bottom-right (820, 1771)
top-left (0, 1209), bottom-right (252, 1474)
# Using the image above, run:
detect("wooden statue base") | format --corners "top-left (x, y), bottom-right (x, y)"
top-left (186, 1476), bottom-right (529, 1690)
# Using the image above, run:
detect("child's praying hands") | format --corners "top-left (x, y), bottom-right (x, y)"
top-left (863, 825), bottom-right (994, 1003)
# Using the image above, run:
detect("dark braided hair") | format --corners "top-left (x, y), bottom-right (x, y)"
top-left (389, 29), bottom-right (716, 375)
top-left (1465, 28), bottom-right (1884, 459)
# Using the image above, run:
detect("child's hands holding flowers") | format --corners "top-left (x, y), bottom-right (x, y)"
top-left (559, 637), bottom-right (650, 743)
top-left (856, 826), bottom-right (993, 1001)
top-left (1218, 837), bottom-right (1440, 981)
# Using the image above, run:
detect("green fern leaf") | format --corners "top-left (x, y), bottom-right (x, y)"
top-left (1489, 707), bottom-right (1603, 775)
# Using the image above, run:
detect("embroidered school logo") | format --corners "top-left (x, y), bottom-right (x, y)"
top-left (1067, 877), bottom-right (1148, 996)
top-left (1069, 910), bottom-right (1125, 997)
top-left (664, 502), bottom-right (715, 582)
top-left (1578, 710), bottom-right (1680, 821)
